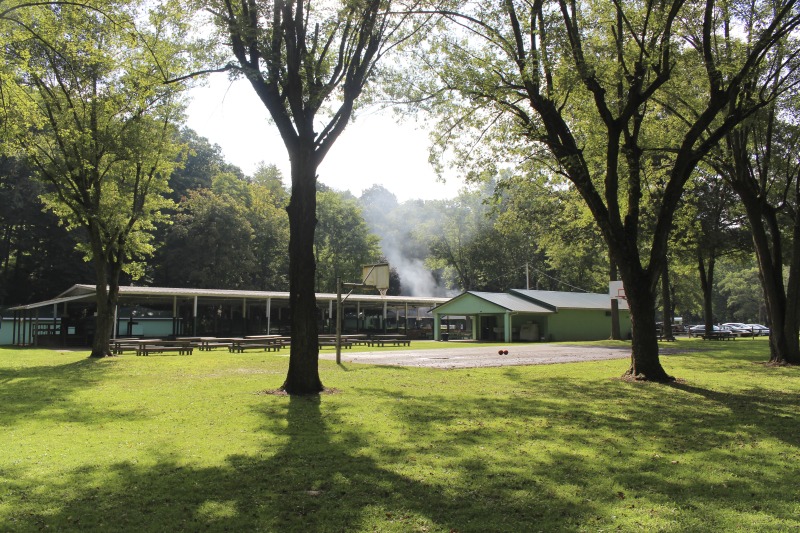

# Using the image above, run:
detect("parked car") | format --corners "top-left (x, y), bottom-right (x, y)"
top-left (688, 324), bottom-right (725, 336)
top-left (721, 323), bottom-right (754, 337)
top-left (746, 324), bottom-right (770, 336)
top-left (688, 324), bottom-right (746, 338)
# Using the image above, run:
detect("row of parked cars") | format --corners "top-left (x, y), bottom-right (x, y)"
top-left (687, 323), bottom-right (771, 337)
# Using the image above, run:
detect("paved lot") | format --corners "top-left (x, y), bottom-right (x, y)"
top-left (319, 343), bottom-right (633, 369)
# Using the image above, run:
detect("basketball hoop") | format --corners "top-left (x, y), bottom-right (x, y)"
top-left (378, 288), bottom-right (388, 297)
top-left (609, 281), bottom-right (626, 300)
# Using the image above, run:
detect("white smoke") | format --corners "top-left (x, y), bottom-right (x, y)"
top-left (359, 186), bottom-right (454, 297)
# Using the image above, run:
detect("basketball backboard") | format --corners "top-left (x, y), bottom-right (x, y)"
top-left (362, 263), bottom-right (390, 291)
top-left (609, 280), bottom-right (626, 300)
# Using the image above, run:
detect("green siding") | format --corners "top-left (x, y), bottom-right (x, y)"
top-left (546, 309), bottom-right (631, 341)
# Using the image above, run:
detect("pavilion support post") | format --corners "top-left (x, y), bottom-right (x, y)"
top-left (336, 277), bottom-right (342, 364)
top-left (33, 307), bottom-right (40, 346)
top-left (242, 298), bottom-right (247, 335)
top-left (172, 296), bottom-right (178, 336)
top-left (266, 297), bottom-right (271, 335)
top-left (193, 296), bottom-right (198, 336)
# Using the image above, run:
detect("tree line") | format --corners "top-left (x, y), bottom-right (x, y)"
top-left (2, 0), bottom-right (799, 393)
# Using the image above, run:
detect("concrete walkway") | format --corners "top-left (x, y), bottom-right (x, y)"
top-left (319, 343), bottom-right (633, 369)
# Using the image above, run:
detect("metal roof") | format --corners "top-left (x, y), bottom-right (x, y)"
top-left (6, 284), bottom-right (449, 311)
top-left (468, 292), bottom-right (555, 313)
top-left (510, 289), bottom-right (628, 311)
top-left (5, 292), bottom-right (97, 311)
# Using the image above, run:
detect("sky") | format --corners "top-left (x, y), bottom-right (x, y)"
top-left (184, 73), bottom-right (466, 202)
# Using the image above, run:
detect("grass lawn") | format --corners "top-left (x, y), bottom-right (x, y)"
top-left (1, 338), bottom-right (798, 532)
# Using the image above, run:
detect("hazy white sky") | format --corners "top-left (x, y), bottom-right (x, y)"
top-left (184, 74), bottom-right (465, 202)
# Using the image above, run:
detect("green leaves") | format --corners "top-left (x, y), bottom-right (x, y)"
top-left (2, 0), bottom-right (193, 279)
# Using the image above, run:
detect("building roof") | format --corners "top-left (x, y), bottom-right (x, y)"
top-left (511, 289), bottom-right (629, 311)
top-left (433, 291), bottom-right (554, 315)
top-left (433, 288), bottom-right (628, 316)
top-left (468, 292), bottom-right (555, 313)
top-left (7, 284), bottom-right (449, 312)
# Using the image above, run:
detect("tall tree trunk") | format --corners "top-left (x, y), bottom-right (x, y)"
top-left (282, 152), bottom-right (323, 394)
top-left (616, 256), bottom-right (673, 381)
top-left (624, 275), bottom-right (672, 381)
top-left (89, 262), bottom-right (112, 357)
top-left (744, 200), bottom-right (800, 365)
top-left (661, 262), bottom-right (674, 340)
top-left (735, 171), bottom-right (800, 364)
top-left (698, 251), bottom-right (716, 334)
top-left (782, 213), bottom-right (800, 364)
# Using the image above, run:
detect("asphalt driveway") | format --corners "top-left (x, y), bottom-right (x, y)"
top-left (319, 343), bottom-right (633, 369)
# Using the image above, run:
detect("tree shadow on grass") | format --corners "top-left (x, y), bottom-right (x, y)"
top-left (7, 362), bottom-right (800, 531)
top-left (0, 357), bottom-right (146, 427)
top-left (9, 392), bottom-right (588, 532)
top-left (666, 381), bottom-right (800, 448)
top-left (358, 374), bottom-right (800, 530)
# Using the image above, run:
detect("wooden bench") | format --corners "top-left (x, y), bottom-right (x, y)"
top-left (136, 343), bottom-right (193, 356)
top-left (113, 338), bottom-right (161, 355)
top-left (200, 342), bottom-right (234, 351)
top-left (370, 339), bottom-right (411, 347)
top-left (349, 339), bottom-right (373, 346)
top-left (229, 339), bottom-right (284, 353)
top-left (319, 340), bottom-right (352, 349)
top-left (112, 343), bottom-right (140, 355)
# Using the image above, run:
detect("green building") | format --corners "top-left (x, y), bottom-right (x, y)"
top-left (432, 289), bottom-right (631, 342)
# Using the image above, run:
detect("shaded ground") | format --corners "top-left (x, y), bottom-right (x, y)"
top-left (319, 342), bottom-right (637, 369)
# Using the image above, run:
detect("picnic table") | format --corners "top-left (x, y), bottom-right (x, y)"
top-left (186, 337), bottom-right (239, 351)
top-left (369, 334), bottom-right (411, 347)
top-left (228, 337), bottom-right (285, 353)
top-left (318, 335), bottom-right (352, 349)
top-left (123, 339), bottom-right (194, 356)
top-left (112, 338), bottom-right (162, 355)
top-left (341, 334), bottom-right (371, 346)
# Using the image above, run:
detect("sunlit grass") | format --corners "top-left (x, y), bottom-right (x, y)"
top-left (1, 338), bottom-right (798, 532)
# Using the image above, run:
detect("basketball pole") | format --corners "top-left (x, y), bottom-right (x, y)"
top-left (336, 277), bottom-right (342, 364)
top-left (336, 264), bottom-right (388, 363)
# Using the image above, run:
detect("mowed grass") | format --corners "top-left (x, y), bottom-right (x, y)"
top-left (1, 338), bottom-right (798, 532)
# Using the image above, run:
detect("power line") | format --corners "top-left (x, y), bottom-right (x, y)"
top-left (522, 263), bottom-right (591, 293)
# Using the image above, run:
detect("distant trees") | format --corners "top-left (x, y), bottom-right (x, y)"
top-left (158, 171), bottom-right (290, 290)
top-left (0, 156), bottom-right (93, 306)
top-left (163, 189), bottom-right (258, 288)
